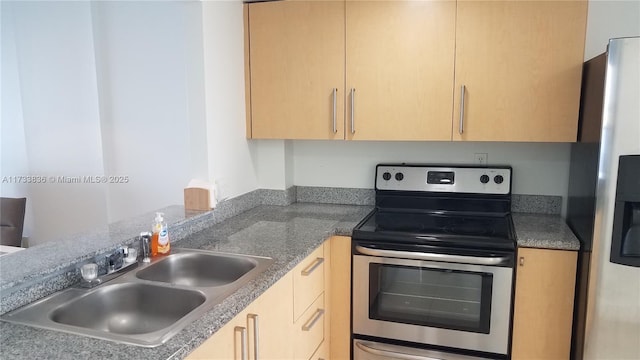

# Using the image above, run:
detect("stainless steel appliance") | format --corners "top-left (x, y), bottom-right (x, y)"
top-left (352, 165), bottom-right (516, 359)
top-left (567, 36), bottom-right (640, 359)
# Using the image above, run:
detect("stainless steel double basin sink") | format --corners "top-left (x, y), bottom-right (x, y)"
top-left (1, 249), bottom-right (273, 347)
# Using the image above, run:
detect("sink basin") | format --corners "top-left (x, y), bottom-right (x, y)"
top-left (136, 252), bottom-right (257, 287)
top-left (50, 283), bottom-right (206, 334)
top-left (1, 248), bottom-right (273, 347)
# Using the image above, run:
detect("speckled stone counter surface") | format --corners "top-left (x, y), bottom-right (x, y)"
top-left (513, 213), bottom-right (580, 251)
top-left (0, 185), bottom-right (579, 359)
top-left (0, 203), bottom-right (371, 360)
top-left (0, 205), bottom-right (216, 314)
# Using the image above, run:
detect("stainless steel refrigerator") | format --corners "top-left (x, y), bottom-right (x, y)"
top-left (567, 36), bottom-right (640, 359)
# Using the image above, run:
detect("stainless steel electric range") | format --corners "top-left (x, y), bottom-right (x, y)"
top-left (351, 164), bottom-right (516, 360)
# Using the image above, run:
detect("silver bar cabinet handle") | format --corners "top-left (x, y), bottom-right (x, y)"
top-left (332, 88), bottom-right (337, 133)
top-left (350, 88), bottom-right (356, 134)
top-left (459, 84), bottom-right (466, 134)
top-left (355, 245), bottom-right (510, 266)
top-left (355, 341), bottom-right (442, 360)
top-left (247, 314), bottom-right (259, 360)
top-left (235, 326), bottom-right (248, 360)
top-left (301, 257), bottom-right (324, 276)
top-left (301, 308), bottom-right (324, 331)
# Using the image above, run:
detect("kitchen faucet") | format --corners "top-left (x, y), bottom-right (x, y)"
top-left (79, 244), bottom-right (140, 288)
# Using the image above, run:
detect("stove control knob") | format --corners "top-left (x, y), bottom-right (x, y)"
top-left (395, 172), bottom-right (404, 181)
top-left (382, 172), bottom-right (392, 181)
top-left (494, 175), bottom-right (504, 184)
top-left (480, 175), bottom-right (490, 184)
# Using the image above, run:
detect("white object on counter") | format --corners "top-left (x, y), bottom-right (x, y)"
top-left (0, 245), bottom-right (25, 256)
top-left (124, 248), bottom-right (137, 263)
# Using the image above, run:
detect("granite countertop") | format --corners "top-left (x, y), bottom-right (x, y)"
top-left (0, 203), bottom-right (372, 360)
top-left (0, 198), bottom-right (579, 359)
top-left (513, 213), bottom-right (581, 251)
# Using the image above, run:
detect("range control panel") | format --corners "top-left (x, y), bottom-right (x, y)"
top-left (375, 165), bottom-right (511, 195)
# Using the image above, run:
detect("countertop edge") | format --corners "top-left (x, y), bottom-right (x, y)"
top-left (513, 213), bottom-right (581, 251)
top-left (171, 233), bottom-right (341, 359)
top-left (0, 201), bottom-right (581, 359)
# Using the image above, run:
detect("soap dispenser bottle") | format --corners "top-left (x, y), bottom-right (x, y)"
top-left (152, 212), bottom-right (171, 256)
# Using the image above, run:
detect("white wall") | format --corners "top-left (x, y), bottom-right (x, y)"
top-left (1, 1), bottom-right (214, 245)
top-left (2, 2), bottom-right (109, 244)
top-left (584, 0), bottom-right (640, 60)
top-left (254, 140), bottom-right (294, 190)
top-left (91, 1), bottom-right (196, 222)
top-left (0, 5), bottom-right (33, 238)
top-left (201, 1), bottom-right (259, 200)
top-left (183, 2), bottom-right (210, 183)
top-left (293, 141), bottom-right (571, 197)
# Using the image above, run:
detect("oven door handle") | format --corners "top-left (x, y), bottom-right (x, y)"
top-left (355, 245), bottom-right (510, 266)
top-left (355, 341), bottom-right (443, 360)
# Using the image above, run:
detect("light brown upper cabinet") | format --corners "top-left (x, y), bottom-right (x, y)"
top-left (245, 0), bottom-right (587, 142)
top-left (453, 0), bottom-right (588, 142)
top-left (246, 1), bottom-right (345, 140)
top-left (345, 0), bottom-right (456, 140)
top-left (245, 0), bottom-right (455, 141)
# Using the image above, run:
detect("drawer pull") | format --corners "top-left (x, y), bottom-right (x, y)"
top-left (459, 84), bottom-right (466, 134)
top-left (332, 88), bottom-right (338, 134)
top-left (248, 314), bottom-right (259, 360)
top-left (350, 88), bottom-right (356, 134)
top-left (234, 326), bottom-right (248, 360)
top-left (301, 257), bottom-right (324, 276)
top-left (302, 308), bottom-right (324, 331)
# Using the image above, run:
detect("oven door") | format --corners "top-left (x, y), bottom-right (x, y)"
top-left (353, 245), bottom-right (513, 355)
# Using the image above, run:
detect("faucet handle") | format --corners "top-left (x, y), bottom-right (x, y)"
top-left (106, 248), bottom-right (125, 272)
top-left (139, 232), bottom-right (152, 263)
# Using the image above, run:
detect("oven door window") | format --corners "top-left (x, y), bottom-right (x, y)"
top-left (369, 264), bottom-right (492, 333)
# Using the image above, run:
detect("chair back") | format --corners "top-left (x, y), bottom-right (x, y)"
top-left (0, 197), bottom-right (26, 247)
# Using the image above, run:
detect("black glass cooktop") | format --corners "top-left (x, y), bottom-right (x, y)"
top-left (353, 209), bottom-right (516, 250)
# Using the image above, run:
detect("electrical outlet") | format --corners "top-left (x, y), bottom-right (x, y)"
top-left (474, 153), bottom-right (488, 165)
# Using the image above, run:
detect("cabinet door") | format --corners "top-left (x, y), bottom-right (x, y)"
top-left (453, 0), bottom-right (587, 142)
top-left (188, 274), bottom-right (294, 360)
top-left (330, 236), bottom-right (351, 360)
top-left (346, 0), bottom-right (456, 141)
top-left (248, 273), bottom-right (294, 360)
top-left (248, 1), bottom-right (345, 139)
top-left (310, 339), bottom-right (329, 360)
top-left (511, 248), bottom-right (577, 359)
top-left (187, 309), bottom-right (249, 360)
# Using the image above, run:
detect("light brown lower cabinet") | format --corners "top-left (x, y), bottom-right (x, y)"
top-left (511, 247), bottom-right (577, 360)
top-left (187, 272), bottom-right (294, 360)
top-left (310, 339), bottom-right (329, 360)
top-left (187, 237), bottom-right (352, 360)
top-left (329, 236), bottom-right (351, 360)
top-left (295, 294), bottom-right (326, 360)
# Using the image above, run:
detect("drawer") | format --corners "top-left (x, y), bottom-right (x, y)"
top-left (294, 294), bottom-right (325, 360)
top-left (309, 339), bottom-right (329, 360)
top-left (293, 244), bottom-right (325, 321)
